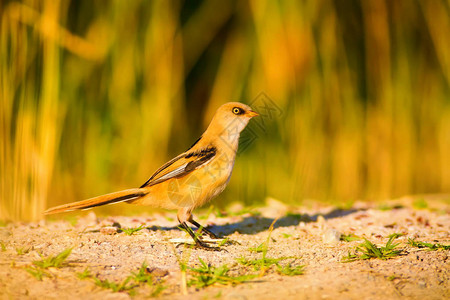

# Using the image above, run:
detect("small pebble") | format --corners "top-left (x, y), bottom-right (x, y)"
top-left (317, 215), bottom-right (326, 224)
top-left (418, 281), bottom-right (426, 288)
top-left (100, 226), bottom-right (118, 235)
top-left (322, 228), bottom-right (341, 244)
top-left (147, 267), bottom-right (169, 277)
top-left (112, 222), bottom-right (121, 228)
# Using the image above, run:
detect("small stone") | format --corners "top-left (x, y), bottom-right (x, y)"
top-left (322, 228), bottom-right (341, 244)
top-left (100, 226), bottom-right (118, 235)
top-left (112, 222), bottom-right (122, 229)
top-left (147, 267), bottom-right (169, 277)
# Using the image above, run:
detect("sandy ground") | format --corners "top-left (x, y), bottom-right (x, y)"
top-left (0, 198), bottom-right (449, 300)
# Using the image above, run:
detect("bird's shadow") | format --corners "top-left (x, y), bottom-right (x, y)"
top-left (210, 208), bottom-right (361, 236)
top-left (144, 207), bottom-right (362, 237)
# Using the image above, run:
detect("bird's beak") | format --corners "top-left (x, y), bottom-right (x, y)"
top-left (247, 110), bottom-right (259, 118)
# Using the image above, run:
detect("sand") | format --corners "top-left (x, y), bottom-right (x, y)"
top-left (0, 199), bottom-right (449, 299)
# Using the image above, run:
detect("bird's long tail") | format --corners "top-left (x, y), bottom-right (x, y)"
top-left (44, 188), bottom-right (148, 215)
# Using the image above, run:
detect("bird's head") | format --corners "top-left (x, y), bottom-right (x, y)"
top-left (208, 102), bottom-right (259, 136)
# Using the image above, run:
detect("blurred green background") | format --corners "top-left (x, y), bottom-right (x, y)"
top-left (1, 0), bottom-right (450, 221)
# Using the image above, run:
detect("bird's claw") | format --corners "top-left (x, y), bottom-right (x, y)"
top-left (194, 241), bottom-right (227, 252)
top-left (223, 239), bottom-right (240, 245)
top-left (174, 240), bottom-right (227, 252)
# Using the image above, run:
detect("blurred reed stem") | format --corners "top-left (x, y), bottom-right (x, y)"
top-left (1, 0), bottom-right (449, 221)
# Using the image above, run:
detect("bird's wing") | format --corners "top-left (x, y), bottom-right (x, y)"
top-left (140, 147), bottom-right (217, 187)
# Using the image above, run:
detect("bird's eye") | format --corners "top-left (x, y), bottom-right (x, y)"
top-left (232, 107), bottom-right (244, 115)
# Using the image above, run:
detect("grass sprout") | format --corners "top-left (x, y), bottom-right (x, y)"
top-left (237, 256), bottom-right (296, 271)
top-left (342, 234), bottom-right (403, 262)
top-left (16, 247), bottom-right (31, 255)
top-left (91, 262), bottom-right (166, 296)
top-left (25, 266), bottom-right (49, 281)
top-left (248, 242), bottom-right (265, 253)
top-left (413, 198), bottom-right (428, 209)
top-left (377, 204), bottom-right (403, 211)
top-left (218, 238), bottom-right (230, 247)
top-left (188, 258), bottom-right (255, 288)
top-left (25, 248), bottom-right (72, 280)
top-left (33, 248), bottom-right (72, 269)
top-left (130, 262), bottom-right (154, 284)
top-left (340, 233), bottom-right (362, 242)
top-left (94, 277), bottom-right (136, 293)
top-left (77, 268), bottom-right (92, 280)
top-left (238, 218), bottom-right (304, 276)
top-left (276, 263), bottom-right (305, 276)
top-left (121, 225), bottom-right (146, 236)
top-left (130, 262), bottom-right (166, 296)
top-left (408, 239), bottom-right (450, 250)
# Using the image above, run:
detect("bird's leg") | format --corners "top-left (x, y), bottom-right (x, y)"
top-left (178, 222), bottom-right (222, 251)
top-left (177, 208), bottom-right (221, 250)
top-left (179, 222), bottom-right (205, 246)
top-left (188, 218), bottom-right (219, 239)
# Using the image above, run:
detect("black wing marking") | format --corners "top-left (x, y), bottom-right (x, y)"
top-left (140, 147), bottom-right (217, 188)
top-left (185, 148), bottom-right (216, 172)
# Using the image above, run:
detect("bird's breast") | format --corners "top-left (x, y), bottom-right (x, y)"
top-left (194, 151), bottom-right (236, 207)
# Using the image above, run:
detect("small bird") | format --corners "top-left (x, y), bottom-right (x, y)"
top-left (45, 102), bottom-right (259, 249)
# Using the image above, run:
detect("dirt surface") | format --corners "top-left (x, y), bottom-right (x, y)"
top-left (1, 199), bottom-right (449, 300)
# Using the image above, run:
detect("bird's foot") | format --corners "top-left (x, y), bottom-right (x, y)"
top-left (219, 238), bottom-right (240, 246)
top-left (170, 237), bottom-right (228, 251)
top-left (193, 240), bottom-right (227, 252)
